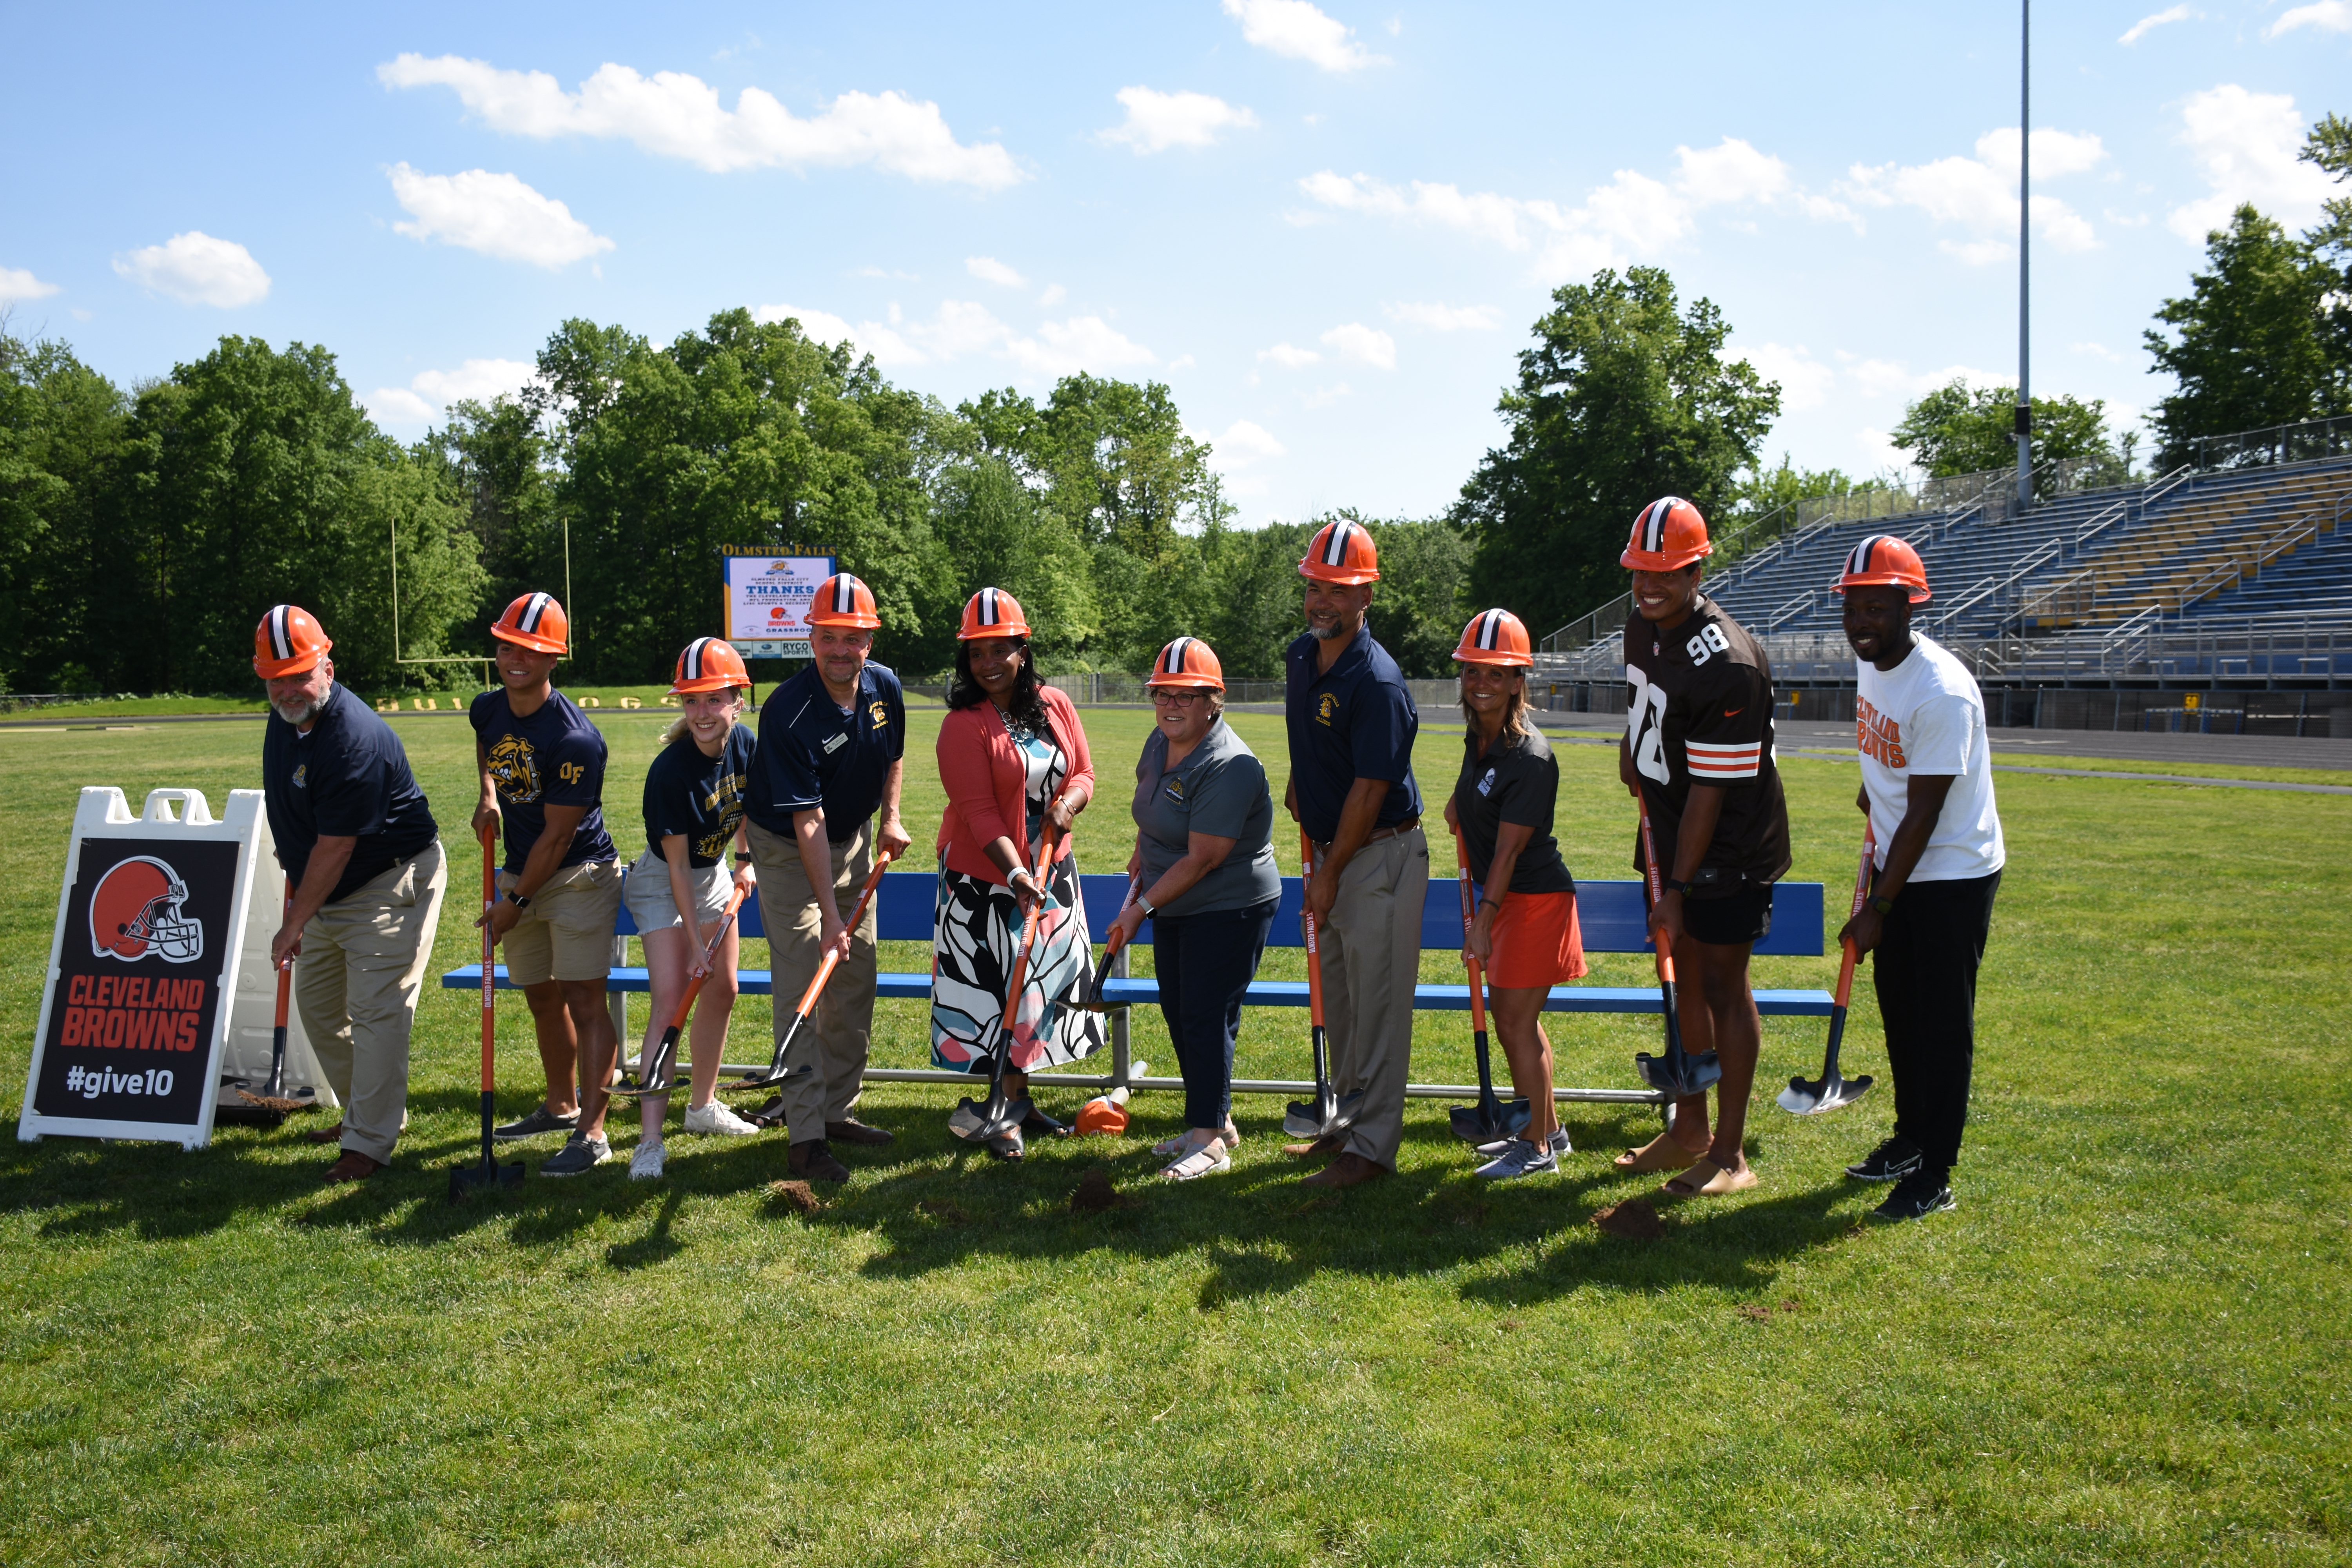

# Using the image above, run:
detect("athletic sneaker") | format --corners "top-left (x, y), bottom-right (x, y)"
top-left (684, 1100), bottom-right (761, 1137)
top-left (1874, 1173), bottom-right (1956, 1222)
top-left (541, 1131), bottom-right (611, 1177)
top-left (628, 1141), bottom-right (666, 1181)
top-left (1845, 1135), bottom-right (1923, 1183)
top-left (1474, 1138), bottom-right (1559, 1180)
top-left (494, 1104), bottom-right (579, 1142)
top-left (1477, 1127), bottom-right (1572, 1159)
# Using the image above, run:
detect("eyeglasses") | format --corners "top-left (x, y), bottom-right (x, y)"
top-left (1150, 689), bottom-right (1208, 706)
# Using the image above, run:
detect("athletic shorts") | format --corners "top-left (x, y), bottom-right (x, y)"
top-left (1683, 883), bottom-right (1774, 947)
top-left (496, 859), bottom-right (622, 985)
top-left (622, 849), bottom-right (733, 936)
top-left (1485, 889), bottom-right (1590, 989)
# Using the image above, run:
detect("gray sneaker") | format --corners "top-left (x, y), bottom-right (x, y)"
top-left (1475, 1138), bottom-right (1559, 1180)
top-left (1477, 1127), bottom-right (1572, 1159)
top-left (494, 1104), bottom-right (579, 1142)
top-left (541, 1131), bottom-right (611, 1176)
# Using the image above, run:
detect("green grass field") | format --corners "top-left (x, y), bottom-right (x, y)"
top-left (1, 705), bottom-right (2345, 1565)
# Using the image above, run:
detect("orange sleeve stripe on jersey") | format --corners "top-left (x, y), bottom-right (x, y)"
top-left (1685, 740), bottom-right (1762, 779)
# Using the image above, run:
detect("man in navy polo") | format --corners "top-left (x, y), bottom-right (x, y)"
top-left (1282, 519), bottom-right (1428, 1188)
top-left (254, 605), bottom-right (445, 1184)
top-left (743, 572), bottom-right (914, 1181)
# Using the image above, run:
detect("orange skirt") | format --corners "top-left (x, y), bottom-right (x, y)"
top-left (1485, 889), bottom-right (1588, 989)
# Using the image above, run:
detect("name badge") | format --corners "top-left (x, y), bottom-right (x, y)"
top-left (1476, 767), bottom-right (1496, 797)
top-left (821, 732), bottom-right (847, 755)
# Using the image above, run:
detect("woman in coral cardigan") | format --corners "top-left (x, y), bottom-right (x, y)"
top-left (930, 588), bottom-right (1104, 1158)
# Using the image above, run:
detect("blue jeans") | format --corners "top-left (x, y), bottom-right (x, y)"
top-left (1152, 897), bottom-right (1278, 1130)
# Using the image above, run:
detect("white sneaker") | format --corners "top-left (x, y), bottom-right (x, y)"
top-left (684, 1100), bottom-right (761, 1137)
top-left (629, 1141), bottom-right (666, 1181)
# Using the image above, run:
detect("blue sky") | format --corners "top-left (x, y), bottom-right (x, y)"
top-left (4, 1), bottom-right (2347, 523)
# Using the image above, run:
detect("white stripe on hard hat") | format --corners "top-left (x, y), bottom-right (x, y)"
top-left (1477, 610), bottom-right (1501, 649)
top-left (270, 606), bottom-right (291, 659)
top-left (518, 592), bottom-right (549, 633)
top-left (1324, 523), bottom-right (1351, 565)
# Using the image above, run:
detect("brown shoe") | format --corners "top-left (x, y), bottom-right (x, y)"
top-left (788, 1139), bottom-right (851, 1182)
top-left (303, 1122), bottom-right (347, 1145)
top-left (322, 1149), bottom-right (383, 1183)
top-left (1301, 1151), bottom-right (1387, 1189)
top-left (825, 1118), bottom-right (895, 1146)
top-left (1283, 1132), bottom-right (1347, 1160)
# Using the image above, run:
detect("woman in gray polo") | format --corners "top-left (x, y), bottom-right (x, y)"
top-left (1106, 637), bottom-right (1282, 1180)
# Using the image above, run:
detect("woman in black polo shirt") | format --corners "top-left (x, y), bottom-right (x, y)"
top-left (1107, 637), bottom-right (1282, 1180)
top-left (1445, 610), bottom-right (1585, 1180)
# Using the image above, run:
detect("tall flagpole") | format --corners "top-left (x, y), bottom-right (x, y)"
top-left (2015, 0), bottom-right (2033, 510)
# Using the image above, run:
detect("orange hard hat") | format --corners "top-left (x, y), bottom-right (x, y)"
top-left (1834, 534), bottom-right (1932, 604)
top-left (807, 572), bottom-right (882, 630)
top-left (493, 592), bottom-right (570, 655)
top-left (1620, 496), bottom-right (1713, 572)
top-left (1073, 1094), bottom-right (1131, 1136)
top-left (1454, 608), bottom-right (1534, 667)
top-left (253, 604), bottom-right (332, 679)
top-left (1149, 635), bottom-right (1225, 690)
top-left (958, 586), bottom-right (1031, 640)
top-left (671, 636), bottom-right (751, 695)
top-left (1299, 519), bottom-right (1380, 584)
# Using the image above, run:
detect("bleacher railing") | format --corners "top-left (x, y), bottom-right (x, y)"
top-left (2170, 414), bottom-right (2352, 473)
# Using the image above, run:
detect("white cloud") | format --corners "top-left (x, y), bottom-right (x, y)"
top-left (1384, 301), bottom-right (1501, 331)
top-left (1205, 419), bottom-right (1286, 469)
top-left (2072, 341), bottom-right (2126, 362)
top-left (2120, 5), bottom-right (2194, 44)
top-left (754, 303), bottom-right (925, 367)
top-left (367, 358), bottom-right (539, 426)
top-left (0, 266), bottom-right (61, 304)
top-left (757, 299), bottom-right (1152, 379)
top-left (1848, 359), bottom-right (2009, 400)
top-left (1940, 238), bottom-right (2014, 266)
top-left (387, 165), bottom-right (613, 268)
top-left (1841, 128), bottom-right (2104, 255)
top-left (1222, 0), bottom-right (1386, 71)
top-left (1301, 136), bottom-right (1850, 279)
top-left (378, 53), bottom-right (1024, 189)
top-left (1304, 382), bottom-right (1352, 408)
top-left (1007, 316), bottom-right (1156, 377)
top-left (110, 231), bottom-right (270, 307)
top-left (2165, 85), bottom-right (2337, 241)
top-left (1038, 283), bottom-right (1066, 306)
top-left (1319, 321), bottom-right (1396, 369)
top-left (1259, 342), bottom-right (1321, 368)
top-left (1100, 87), bottom-right (1258, 153)
top-left (1737, 343), bottom-right (1836, 411)
top-left (2268, 1), bottom-right (2350, 37)
top-left (966, 256), bottom-right (1025, 287)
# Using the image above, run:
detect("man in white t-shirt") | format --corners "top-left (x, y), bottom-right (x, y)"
top-left (1832, 535), bottom-right (2005, 1223)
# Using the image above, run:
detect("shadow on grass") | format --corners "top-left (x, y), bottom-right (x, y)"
top-left (0, 1093), bottom-right (1868, 1297)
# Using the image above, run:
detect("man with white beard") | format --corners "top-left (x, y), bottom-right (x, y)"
top-left (256, 605), bottom-right (445, 1182)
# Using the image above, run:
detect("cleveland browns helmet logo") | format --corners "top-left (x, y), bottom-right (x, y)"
top-left (89, 856), bottom-right (204, 963)
top-left (485, 734), bottom-right (541, 804)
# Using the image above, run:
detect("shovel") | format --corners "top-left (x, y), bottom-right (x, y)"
top-left (220, 883), bottom-right (314, 1124)
top-left (949, 820), bottom-right (1062, 1144)
top-left (1282, 831), bottom-right (1359, 1140)
top-left (1778, 825), bottom-right (1878, 1116)
top-left (611, 877), bottom-right (759, 1100)
top-left (719, 848), bottom-right (895, 1096)
top-left (1446, 827), bottom-right (1532, 1144)
top-left (1079, 875), bottom-right (1141, 1011)
top-left (452, 823), bottom-right (525, 1202)
top-left (1632, 793), bottom-right (1722, 1100)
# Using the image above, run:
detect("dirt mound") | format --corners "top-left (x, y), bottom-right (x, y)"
top-left (1070, 1165), bottom-right (1127, 1214)
top-left (1591, 1197), bottom-right (1664, 1240)
top-left (768, 1180), bottom-right (824, 1214)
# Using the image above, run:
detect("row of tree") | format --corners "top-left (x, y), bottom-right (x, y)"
top-left (1, 113), bottom-right (2343, 694)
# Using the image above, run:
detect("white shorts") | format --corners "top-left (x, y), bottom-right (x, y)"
top-left (622, 850), bottom-right (732, 937)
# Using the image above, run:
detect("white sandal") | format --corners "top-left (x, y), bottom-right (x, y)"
top-left (1153, 1122), bottom-right (1240, 1158)
top-left (1160, 1141), bottom-right (1232, 1180)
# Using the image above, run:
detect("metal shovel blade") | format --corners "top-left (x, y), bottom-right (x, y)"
top-left (718, 1063), bottom-right (814, 1095)
top-left (448, 1157), bottom-right (525, 1203)
top-left (1283, 1088), bottom-right (1361, 1140)
top-left (1635, 1048), bottom-right (1723, 1098)
top-left (949, 1091), bottom-right (1023, 1143)
top-left (1448, 1096), bottom-right (1533, 1144)
top-left (1777, 1070), bottom-right (1874, 1116)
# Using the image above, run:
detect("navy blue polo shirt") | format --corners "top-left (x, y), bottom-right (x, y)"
top-left (745, 661), bottom-right (907, 842)
top-left (643, 725), bottom-right (755, 867)
top-left (468, 687), bottom-right (617, 872)
top-left (1284, 623), bottom-right (1423, 845)
top-left (262, 682), bottom-right (439, 902)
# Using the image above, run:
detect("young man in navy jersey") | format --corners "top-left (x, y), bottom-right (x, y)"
top-left (1281, 520), bottom-right (1428, 1189)
top-left (254, 606), bottom-right (445, 1183)
top-left (468, 592), bottom-right (626, 1176)
top-left (742, 573), bottom-right (913, 1182)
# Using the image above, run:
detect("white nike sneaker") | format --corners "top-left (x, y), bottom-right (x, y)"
top-left (628, 1141), bottom-right (666, 1181)
top-left (684, 1100), bottom-right (761, 1137)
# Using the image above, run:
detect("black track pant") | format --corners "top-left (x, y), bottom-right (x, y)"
top-left (1153, 897), bottom-right (1278, 1131)
top-left (1871, 869), bottom-right (2000, 1180)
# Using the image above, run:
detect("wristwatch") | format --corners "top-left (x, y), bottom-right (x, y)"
top-left (506, 891), bottom-right (532, 909)
top-left (1137, 897), bottom-right (1158, 918)
top-left (1870, 895), bottom-right (1896, 915)
top-left (1662, 877), bottom-right (1691, 897)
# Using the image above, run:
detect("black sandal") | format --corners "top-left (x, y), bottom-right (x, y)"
top-left (985, 1129), bottom-right (1025, 1161)
top-left (1020, 1105), bottom-right (1069, 1138)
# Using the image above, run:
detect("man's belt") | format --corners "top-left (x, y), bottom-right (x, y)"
top-left (1315, 815), bottom-right (1421, 855)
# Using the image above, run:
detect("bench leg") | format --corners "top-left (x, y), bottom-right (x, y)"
top-left (608, 936), bottom-right (630, 1072)
top-left (1110, 944), bottom-right (1132, 1091)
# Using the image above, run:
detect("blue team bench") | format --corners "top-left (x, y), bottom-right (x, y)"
top-left (440, 871), bottom-right (1835, 1018)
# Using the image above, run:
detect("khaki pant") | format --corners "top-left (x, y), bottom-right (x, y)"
top-left (1319, 826), bottom-right (1429, 1170)
top-left (495, 858), bottom-right (622, 984)
top-left (295, 840), bottom-right (448, 1163)
top-left (748, 817), bottom-right (877, 1139)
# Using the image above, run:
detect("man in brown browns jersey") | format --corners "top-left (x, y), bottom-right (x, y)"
top-left (1612, 497), bottom-right (1792, 1197)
